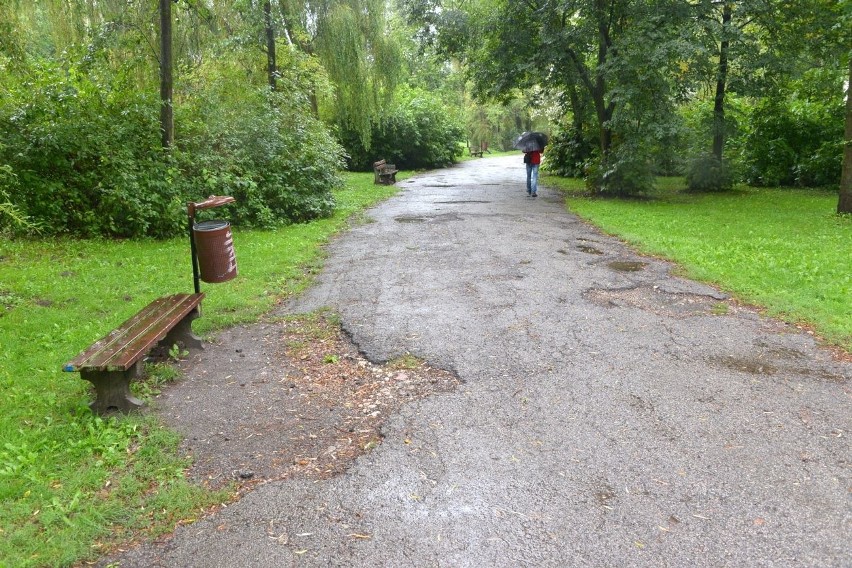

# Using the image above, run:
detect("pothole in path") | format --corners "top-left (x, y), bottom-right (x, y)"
top-left (709, 355), bottom-right (778, 375)
top-left (708, 354), bottom-right (848, 383)
top-left (607, 260), bottom-right (648, 272)
top-left (395, 213), bottom-right (464, 224)
top-left (584, 285), bottom-right (725, 318)
top-left (577, 245), bottom-right (605, 255)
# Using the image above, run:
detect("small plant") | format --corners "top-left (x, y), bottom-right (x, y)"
top-left (389, 352), bottom-right (421, 370)
top-left (168, 343), bottom-right (189, 361)
top-left (323, 354), bottom-right (340, 364)
top-left (711, 302), bottom-right (730, 315)
top-left (134, 362), bottom-right (182, 399)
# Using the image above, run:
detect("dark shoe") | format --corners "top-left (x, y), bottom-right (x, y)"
top-left (531, 193), bottom-right (537, 197)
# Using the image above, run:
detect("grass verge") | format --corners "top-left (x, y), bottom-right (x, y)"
top-left (0, 172), bottom-right (401, 567)
top-left (544, 174), bottom-right (851, 351)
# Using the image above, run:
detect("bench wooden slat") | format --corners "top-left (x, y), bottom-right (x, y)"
top-left (64, 293), bottom-right (204, 373)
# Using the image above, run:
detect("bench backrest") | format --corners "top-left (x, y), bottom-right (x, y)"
top-left (373, 159), bottom-right (387, 170)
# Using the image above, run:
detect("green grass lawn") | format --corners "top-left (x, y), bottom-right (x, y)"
top-left (544, 175), bottom-right (852, 351)
top-left (0, 172), bottom-right (401, 567)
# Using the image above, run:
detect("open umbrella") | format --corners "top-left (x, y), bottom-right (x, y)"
top-left (513, 131), bottom-right (548, 153)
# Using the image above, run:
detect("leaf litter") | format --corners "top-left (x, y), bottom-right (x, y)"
top-left (152, 310), bottom-right (459, 492)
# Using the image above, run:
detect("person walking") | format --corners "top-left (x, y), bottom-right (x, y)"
top-left (524, 149), bottom-right (541, 197)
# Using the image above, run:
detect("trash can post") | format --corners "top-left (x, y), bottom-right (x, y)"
top-left (187, 206), bottom-right (202, 294)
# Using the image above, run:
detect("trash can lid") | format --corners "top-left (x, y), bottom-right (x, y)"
top-left (194, 220), bottom-right (229, 231)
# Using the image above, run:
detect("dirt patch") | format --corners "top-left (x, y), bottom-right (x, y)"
top-left (149, 311), bottom-right (459, 491)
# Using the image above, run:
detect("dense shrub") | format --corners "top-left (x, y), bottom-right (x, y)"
top-left (341, 86), bottom-right (463, 171)
top-left (542, 129), bottom-right (595, 177)
top-left (740, 99), bottom-right (843, 187)
top-left (0, 161), bottom-right (31, 234)
top-left (585, 145), bottom-right (656, 196)
top-left (0, 61), bottom-right (186, 237)
top-left (176, 57), bottom-right (343, 227)
top-left (0, 47), bottom-right (343, 238)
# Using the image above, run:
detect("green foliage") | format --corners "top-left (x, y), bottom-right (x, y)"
top-left (0, 160), bottom-right (33, 234)
top-left (0, 37), bottom-right (344, 238)
top-left (177, 53), bottom-right (344, 227)
top-left (341, 86), bottom-right (463, 171)
top-left (585, 145), bottom-right (656, 196)
top-left (686, 154), bottom-right (734, 192)
top-left (314, 0), bottom-right (402, 147)
top-left (740, 98), bottom-right (844, 188)
top-left (543, 129), bottom-right (595, 177)
top-left (0, 57), bottom-right (186, 238)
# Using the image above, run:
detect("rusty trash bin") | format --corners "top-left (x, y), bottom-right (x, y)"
top-left (193, 220), bottom-right (237, 283)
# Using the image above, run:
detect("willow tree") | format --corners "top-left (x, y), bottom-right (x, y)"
top-left (273, 0), bottom-right (403, 147)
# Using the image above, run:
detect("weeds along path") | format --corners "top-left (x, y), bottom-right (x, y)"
top-left (108, 156), bottom-right (850, 567)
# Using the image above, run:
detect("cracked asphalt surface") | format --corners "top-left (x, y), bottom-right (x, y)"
top-left (111, 156), bottom-right (850, 567)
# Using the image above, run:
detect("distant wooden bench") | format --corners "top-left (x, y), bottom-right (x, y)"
top-left (373, 159), bottom-right (398, 185)
top-left (63, 293), bottom-right (204, 415)
top-left (468, 142), bottom-right (489, 158)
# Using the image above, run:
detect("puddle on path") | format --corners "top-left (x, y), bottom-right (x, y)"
top-left (607, 260), bottom-right (647, 272)
top-left (434, 200), bottom-right (491, 204)
top-left (577, 245), bottom-right (604, 255)
top-left (394, 213), bottom-right (464, 224)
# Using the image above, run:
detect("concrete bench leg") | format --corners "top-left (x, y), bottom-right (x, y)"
top-left (81, 365), bottom-right (144, 415)
top-left (162, 308), bottom-right (203, 351)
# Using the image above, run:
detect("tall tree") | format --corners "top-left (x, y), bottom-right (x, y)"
top-left (264, 0), bottom-right (278, 90)
top-left (159, 0), bottom-right (174, 148)
top-left (839, 57), bottom-right (852, 214)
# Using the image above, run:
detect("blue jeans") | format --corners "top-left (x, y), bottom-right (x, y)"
top-left (526, 163), bottom-right (539, 194)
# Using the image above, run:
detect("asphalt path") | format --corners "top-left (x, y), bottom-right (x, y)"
top-left (114, 156), bottom-right (850, 567)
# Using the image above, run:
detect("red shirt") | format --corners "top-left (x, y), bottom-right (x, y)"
top-left (527, 151), bottom-right (541, 165)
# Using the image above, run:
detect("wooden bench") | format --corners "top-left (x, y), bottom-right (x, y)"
top-left (373, 159), bottom-right (398, 185)
top-left (63, 293), bottom-right (204, 415)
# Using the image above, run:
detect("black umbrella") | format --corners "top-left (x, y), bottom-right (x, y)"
top-left (513, 131), bottom-right (548, 152)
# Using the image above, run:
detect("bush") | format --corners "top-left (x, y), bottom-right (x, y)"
top-left (341, 86), bottom-right (463, 171)
top-left (0, 61), bottom-right (186, 238)
top-left (0, 162), bottom-right (32, 235)
top-left (740, 99), bottom-right (843, 187)
top-left (0, 46), bottom-right (344, 238)
top-left (686, 154), bottom-right (734, 192)
top-left (585, 147), bottom-right (656, 196)
top-left (542, 129), bottom-right (595, 177)
top-left (176, 68), bottom-right (343, 227)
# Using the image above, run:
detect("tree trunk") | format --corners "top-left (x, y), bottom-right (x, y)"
top-left (712, 2), bottom-right (732, 161)
top-left (264, 1), bottom-right (277, 91)
top-left (159, 0), bottom-right (173, 149)
top-left (838, 55), bottom-right (852, 214)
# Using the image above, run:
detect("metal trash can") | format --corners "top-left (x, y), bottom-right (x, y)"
top-left (193, 220), bottom-right (237, 283)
